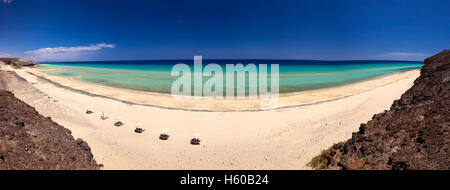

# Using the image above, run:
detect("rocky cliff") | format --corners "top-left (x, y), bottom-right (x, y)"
top-left (0, 58), bottom-right (35, 68)
top-left (322, 50), bottom-right (450, 170)
top-left (0, 84), bottom-right (99, 169)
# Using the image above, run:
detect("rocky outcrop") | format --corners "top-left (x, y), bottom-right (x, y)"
top-left (0, 58), bottom-right (35, 68)
top-left (322, 50), bottom-right (450, 170)
top-left (0, 89), bottom-right (99, 170)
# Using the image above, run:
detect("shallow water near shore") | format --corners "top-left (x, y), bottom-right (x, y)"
top-left (37, 60), bottom-right (423, 95)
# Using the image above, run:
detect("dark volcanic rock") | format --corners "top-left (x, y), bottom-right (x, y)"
top-left (0, 89), bottom-right (99, 170)
top-left (323, 50), bottom-right (450, 170)
top-left (0, 58), bottom-right (35, 68)
top-left (76, 138), bottom-right (92, 151)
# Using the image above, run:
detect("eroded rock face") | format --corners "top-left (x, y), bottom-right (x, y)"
top-left (0, 58), bottom-right (35, 68)
top-left (324, 50), bottom-right (450, 170)
top-left (0, 89), bottom-right (99, 170)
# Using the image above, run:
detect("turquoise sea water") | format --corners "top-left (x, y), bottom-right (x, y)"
top-left (37, 60), bottom-right (423, 95)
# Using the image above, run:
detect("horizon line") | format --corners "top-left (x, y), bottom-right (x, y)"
top-left (34, 58), bottom-right (425, 63)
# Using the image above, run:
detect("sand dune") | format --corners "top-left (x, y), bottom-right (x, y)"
top-left (0, 63), bottom-right (420, 169)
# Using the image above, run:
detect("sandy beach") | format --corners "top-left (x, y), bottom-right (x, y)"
top-left (0, 63), bottom-right (420, 169)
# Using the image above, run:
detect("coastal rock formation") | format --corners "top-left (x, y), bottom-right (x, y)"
top-left (0, 88), bottom-right (99, 170)
top-left (322, 50), bottom-right (450, 170)
top-left (0, 58), bottom-right (35, 68)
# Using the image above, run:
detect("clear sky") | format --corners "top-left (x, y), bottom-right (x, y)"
top-left (1, 0), bottom-right (449, 61)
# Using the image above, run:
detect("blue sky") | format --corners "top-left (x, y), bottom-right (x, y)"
top-left (0, 0), bottom-right (449, 61)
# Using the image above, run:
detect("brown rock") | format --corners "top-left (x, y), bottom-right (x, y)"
top-left (0, 86), bottom-right (98, 170)
top-left (324, 50), bottom-right (450, 170)
top-left (341, 159), bottom-right (366, 170)
top-left (0, 58), bottom-right (35, 68)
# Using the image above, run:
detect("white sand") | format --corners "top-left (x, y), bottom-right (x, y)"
top-left (1, 64), bottom-right (420, 169)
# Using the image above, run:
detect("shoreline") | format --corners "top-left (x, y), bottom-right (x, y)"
top-left (321, 50), bottom-right (450, 170)
top-left (0, 63), bottom-right (421, 169)
top-left (12, 65), bottom-right (420, 112)
top-left (37, 63), bottom-right (419, 97)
